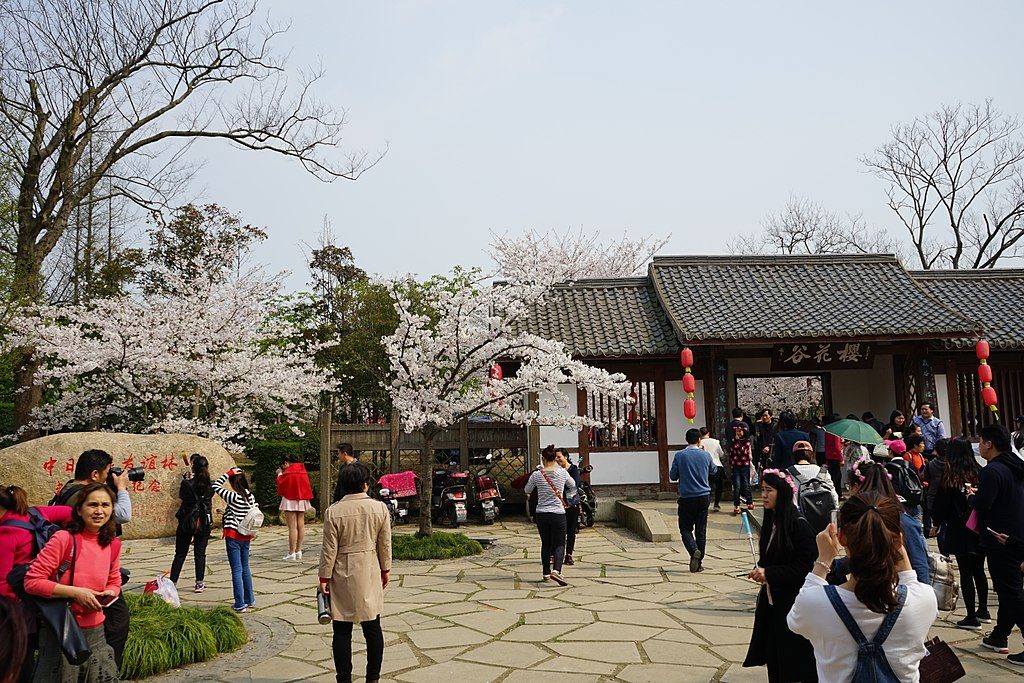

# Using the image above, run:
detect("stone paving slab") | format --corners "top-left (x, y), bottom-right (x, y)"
top-left (133, 510), bottom-right (1024, 682)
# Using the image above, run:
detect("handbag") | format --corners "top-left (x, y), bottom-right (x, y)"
top-left (32, 535), bottom-right (92, 666)
top-left (918, 636), bottom-right (966, 682)
top-left (966, 509), bottom-right (979, 533)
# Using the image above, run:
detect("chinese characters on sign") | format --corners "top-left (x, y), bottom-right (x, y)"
top-left (771, 342), bottom-right (874, 371)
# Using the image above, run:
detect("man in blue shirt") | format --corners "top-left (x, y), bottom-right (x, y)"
top-left (912, 402), bottom-right (946, 456)
top-left (670, 428), bottom-right (717, 573)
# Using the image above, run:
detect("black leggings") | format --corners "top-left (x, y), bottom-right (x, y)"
top-left (536, 511), bottom-right (567, 575)
top-left (565, 506), bottom-right (579, 556)
top-left (956, 552), bottom-right (989, 618)
top-left (170, 524), bottom-right (210, 584)
top-left (333, 617), bottom-right (384, 683)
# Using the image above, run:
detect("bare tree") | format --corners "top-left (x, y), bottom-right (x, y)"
top-left (862, 100), bottom-right (1024, 270)
top-left (489, 227), bottom-right (670, 280)
top-left (728, 195), bottom-right (903, 257)
top-left (0, 0), bottom-right (383, 437)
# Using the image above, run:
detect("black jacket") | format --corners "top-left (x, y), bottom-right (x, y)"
top-left (743, 515), bottom-right (818, 682)
top-left (932, 482), bottom-right (978, 556)
top-left (973, 452), bottom-right (1024, 552)
top-left (922, 455), bottom-right (947, 509)
top-left (175, 477), bottom-right (213, 534)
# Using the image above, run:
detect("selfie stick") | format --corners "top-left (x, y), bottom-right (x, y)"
top-left (741, 511), bottom-right (756, 564)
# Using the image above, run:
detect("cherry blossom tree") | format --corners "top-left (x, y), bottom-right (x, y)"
top-left (5, 243), bottom-right (330, 449)
top-left (489, 227), bottom-right (670, 280)
top-left (385, 258), bottom-right (632, 537)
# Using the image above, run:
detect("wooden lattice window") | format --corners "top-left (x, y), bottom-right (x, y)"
top-left (587, 380), bottom-right (658, 449)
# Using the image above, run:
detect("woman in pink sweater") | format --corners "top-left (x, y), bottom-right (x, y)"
top-left (25, 483), bottom-right (122, 683)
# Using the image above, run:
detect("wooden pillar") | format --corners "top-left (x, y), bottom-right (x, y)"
top-left (390, 410), bottom-right (401, 472)
top-left (318, 393), bottom-right (333, 516)
top-left (576, 387), bottom-right (590, 468)
top-left (946, 359), bottom-right (963, 437)
top-left (526, 392), bottom-right (540, 469)
top-left (919, 356), bottom-right (938, 412)
top-left (655, 365), bottom-right (670, 491)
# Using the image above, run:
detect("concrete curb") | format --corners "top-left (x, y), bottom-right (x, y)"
top-left (615, 500), bottom-right (674, 542)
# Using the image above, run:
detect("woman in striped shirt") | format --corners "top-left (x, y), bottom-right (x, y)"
top-left (213, 468), bottom-right (257, 612)
top-left (524, 445), bottom-right (577, 586)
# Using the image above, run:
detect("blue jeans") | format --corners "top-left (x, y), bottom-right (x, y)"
top-left (732, 465), bottom-right (752, 507)
top-left (225, 537), bottom-right (255, 609)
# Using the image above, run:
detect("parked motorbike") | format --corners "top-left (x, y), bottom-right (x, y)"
top-left (431, 457), bottom-right (469, 527)
top-left (468, 453), bottom-right (503, 524)
top-left (577, 464), bottom-right (596, 529)
top-left (376, 471), bottom-right (419, 526)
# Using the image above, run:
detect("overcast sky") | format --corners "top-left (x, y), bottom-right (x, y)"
top-left (187, 1), bottom-right (1024, 291)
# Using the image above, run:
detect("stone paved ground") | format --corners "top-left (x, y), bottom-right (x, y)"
top-left (121, 504), bottom-right (1024, 682)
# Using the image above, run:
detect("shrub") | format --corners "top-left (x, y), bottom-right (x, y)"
top-left (248, 422), bottom-right (320, 470)
top-left (0, 401), bottom-right (13, 437)
top-left (121, 594), bottom-right (247, 680)
top-left (392, 532), bottom-right (484, 560)
top-left (247, 440), bottom-right (300, 506)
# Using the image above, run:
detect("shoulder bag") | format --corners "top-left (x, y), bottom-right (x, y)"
top-left (31, 535), bottom-right (93, 665)
top-left (539, 471), bottom-right (568, 509)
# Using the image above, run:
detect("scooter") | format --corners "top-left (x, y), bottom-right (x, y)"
top-left (577, 464), bottom-right (597, 529)
top-left (376, 471), bottom-right (418, 525)
top-left (468, 453), bottom-right (503, 524)
top-left (431, 457), bottom-right (469, 527)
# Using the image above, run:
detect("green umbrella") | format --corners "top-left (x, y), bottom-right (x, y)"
top-left (823, 419), bottom-right (884, 445)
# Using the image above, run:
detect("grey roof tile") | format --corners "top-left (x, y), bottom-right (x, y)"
top-left (910, 269), bottom-right (1024, 348)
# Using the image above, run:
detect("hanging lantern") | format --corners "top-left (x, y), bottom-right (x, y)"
top-left (976, 339), bottom-right (990, 360)
top-left (978, 363), bottom-right (993, 384)
top-left (489, 364), bottom-right (503, 381)
top-left (983, 386), bottom-right (999, 409)
top-left (682, 373), bottom-right (696, 394)
top-left (680, 348), bottom-right (694, 369)
top-left (683, 398), bottom-right (697, 421)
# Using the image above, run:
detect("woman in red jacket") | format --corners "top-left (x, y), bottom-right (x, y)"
top-left (277, 452), bottom-right (314, 561)
top-left (25, 483), bottom-right (121, 682)
top-left (0, 485), bottom-right (72, 683)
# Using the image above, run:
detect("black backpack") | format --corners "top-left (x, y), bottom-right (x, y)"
top-left (885, 459), bottom-right (923, 508)
top-left (1, 507), bottom-right (65, 598)
top-left (49, 481), bottom-right (84, 507)
top-left (787, 465), bottom-right (836, 534)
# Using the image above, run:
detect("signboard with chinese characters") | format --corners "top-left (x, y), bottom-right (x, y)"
top-left (770, 342), bottom-right (874, 371)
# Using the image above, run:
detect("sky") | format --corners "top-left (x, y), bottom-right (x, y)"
top-left (187, 1), bottom-right (1024, 291)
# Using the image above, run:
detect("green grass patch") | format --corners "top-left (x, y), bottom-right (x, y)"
top-left (121, 594), bottom-right (248, 680)
top-left (392, 531), bottom-right (484, 560)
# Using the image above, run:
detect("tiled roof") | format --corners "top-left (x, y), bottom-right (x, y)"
top-left (910, 269), bottom-right (1024, 348)
top-left (649, 254), bottom-right (981, 343)
top-left (522, 278), bottom-right (678, 357)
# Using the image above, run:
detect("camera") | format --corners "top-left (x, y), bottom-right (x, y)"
top-left (109, 466), bottom-right (145, 483)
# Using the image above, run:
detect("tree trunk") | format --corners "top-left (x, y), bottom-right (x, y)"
top-left (417, 430), bottom-right (435, 537)
top-left (12, 233), bottom-right (45, 441)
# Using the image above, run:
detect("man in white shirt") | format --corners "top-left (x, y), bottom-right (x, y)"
top-left (699, 427), bottom-right (725, 512)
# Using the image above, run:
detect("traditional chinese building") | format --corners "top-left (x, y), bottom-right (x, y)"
top-left (522, 254), bottom-right (1024, 493)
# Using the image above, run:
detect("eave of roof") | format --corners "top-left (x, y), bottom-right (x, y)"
top-left (909, 269), bottom-right (1024, 349)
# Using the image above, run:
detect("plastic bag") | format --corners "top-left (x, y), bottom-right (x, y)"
top-left (144, 573), bottom-right (180, 607)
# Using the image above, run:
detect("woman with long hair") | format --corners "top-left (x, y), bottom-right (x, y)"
top-left (742, 470), bottom-right (818, 682)
top-left (25, 483), bottom-right (122, 683)
top-left (932, 437), bottom-right (990, 629)
top-left (524, 445), bottom-right (576, 586)
top-left (554, 448), bottom-right (581, 566)
top-left (883, 410), bottom-right (906, 441)
top-left (213, 467), bottom-right (257, 612)
top-left (788, 492), bottom-right (938, 681)
top-left (170, 454), bottom-right (214, 593)
top-left (0, 486), bottom-right (72, 683)
top-left (1012, 416), bottom-right (1024, 458)
top-left (276, 452), bottom-right (314, 561)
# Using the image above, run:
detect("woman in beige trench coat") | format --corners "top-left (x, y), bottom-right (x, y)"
top-left (319, 463), bottom-right (392, 683)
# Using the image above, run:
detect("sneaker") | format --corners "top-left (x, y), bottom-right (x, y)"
top-left (689, 549), bottom-right (703, 573)
top-left (194, 582), bottom-right (206, 593)
top-left (747, 503), bottom-right (755, 511)
top-left (712, 505), bottom-right (720, 513)
top-left (733, 507), bottom-right (741, 516)
top-left (246, 603), bottom-right (256, 609)
top-left (1008, 652), bottom-right (1024, 666)
top-left (977, 610), bottom-right (992, 623)
top-left (232, 606), bottom-right (249, 613)
top-left (282, 553), bottom-right (295, 561)
top-left (956, 616), bottom-right (982, 631)
top-left (564, 555), bottom-right (575, 566)
top-left (695, 564), bottom-right (705, 573)
top-left (982, 633), bottom-right (1009, 654)
top-left (549, 570), bottom-right (569, 587)
top-left (295, 550), bottom-right (303, 560)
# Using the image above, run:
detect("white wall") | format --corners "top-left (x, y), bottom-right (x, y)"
top-left (935, 374), bottom-right (951, 422)
top-left (538, 384), bottom-right (580, 449)
top-left (589, 450), bottom-right (661, 485)
top-left (665, 378), bottom-right (706, 445)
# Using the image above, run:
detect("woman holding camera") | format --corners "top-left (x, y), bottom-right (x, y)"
top-left (276, 452), bottom-right (314, 561)
top-left (25, 483), bottom-right (123, 683)
top-left (213, 467), bottom-right (257, 613)
top-left (170, 455), bottom-right (214, 594)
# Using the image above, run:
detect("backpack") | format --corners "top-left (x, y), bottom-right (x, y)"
top-left (885, 460), bottom-right (923, 508)
top-left (787, 465), bottom-right (837, 533)
top-left (49, 481), bottom-right (84, 507)
top-left (825, 583), bottom-right (908, 683)
top-left (2, 510), bottom-right (68, 599)
top-left (236, 499), bottom-right (264, 537)
top-left (928, 553), bottom-right (960, 612)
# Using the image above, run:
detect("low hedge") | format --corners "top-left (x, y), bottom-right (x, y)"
top-left (121, 594), bottom-right (247, 680)
top-left (247, 440), bottom-right (300, 507)
top-left (392, 532), bottom-right (483, 560)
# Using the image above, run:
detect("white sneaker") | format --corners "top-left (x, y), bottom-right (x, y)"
top-left (282, 553), bottom-right (295, 561)
top-left (295, 550), bottom-right (303, 560)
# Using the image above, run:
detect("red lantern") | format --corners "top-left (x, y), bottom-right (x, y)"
top-left (976, 339), bottom-right (990, 360)
top-left (680, 348), bottom-right (694, 369)
top-left (682, 373), bottom-right (696, 394)
top-left (683, 398), bottom-right (697, 421)
top-left (978, 363), bottom-right (993, 384)
top-left (983, 386), bottom-right (999, 408)
top-left (489, 364), bottom-right (503, 381)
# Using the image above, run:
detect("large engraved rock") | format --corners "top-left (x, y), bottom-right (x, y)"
top-left (0, 433), bottom-right (238, 539)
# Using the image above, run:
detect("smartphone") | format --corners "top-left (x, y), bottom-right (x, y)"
top-left (830, 509), bottom-right (838, 527)
top-left (96, 594), bottom-right (119, 608)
